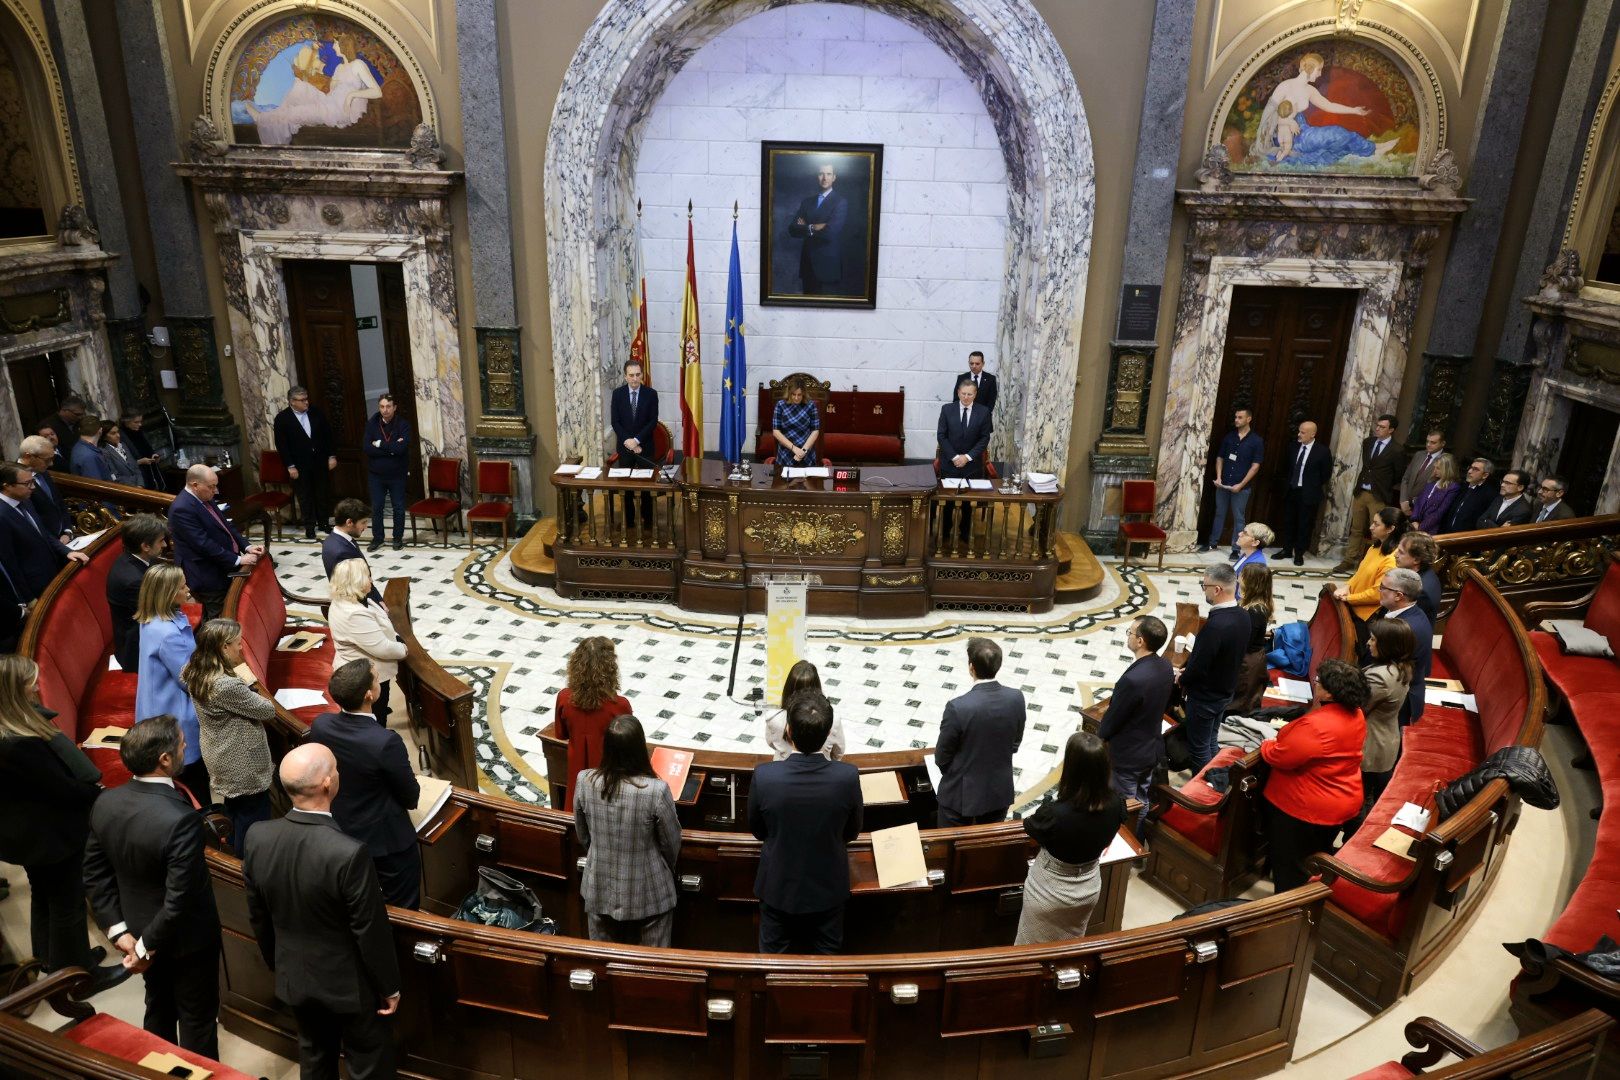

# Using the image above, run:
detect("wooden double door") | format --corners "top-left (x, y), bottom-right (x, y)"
top-left (283, 260), bottom-right (421, 501)
top-left (1198, 286), bottom-right (1356, 543)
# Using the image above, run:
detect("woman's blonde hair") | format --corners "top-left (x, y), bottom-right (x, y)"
top-left (330, 558), bottom-right (373, 604)
top-left (1239, 563), bottom-right (1274, 622)
top-left (180, 618), bottom-right (243, 703)
top-left (135, 563), bottom-right (188, 623)
top-left (1298, 52), bottom-right (1325, 75)
top-left (0, 655), bottom-right (56, 740)
top-left (567, 636), bottom-right (620, 711)
top-left (1431, 453), bottom-right (1459, 489)
top-left (1243, 522), bottom-right (1275, 547)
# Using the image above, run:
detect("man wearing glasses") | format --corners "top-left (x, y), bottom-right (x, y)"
top-left (273, 386), bottom-right (338, 540)
top-left (1175, 563), bottom-right (1250, 772)
top-left (1475, 469), bottom-right (1534, 529)
top-left (1534, 476), bottom-right (1576, 522)
top-left (1364, 567), bottom-right (1431, 725)
top-left (0, 462), bottom-right (88, 604)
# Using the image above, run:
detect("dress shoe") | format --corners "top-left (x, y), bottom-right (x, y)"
top-left (1197, 544), bottom-right (1213, 553)
top-left (393, 540), bottom-right (404, 551)
top-left (1329, 561), bottom-right (1355, 574)
top-left (88, 945), bottom-right (106, 964)
top-left (1274, 549), bottom-right (1293, 560)
top-left (86, 962), bottom-right (133, 995)
top-left (1293, 556), bottom-right (1305, 566)
top-left (367, 539), bottom-right (384, 552)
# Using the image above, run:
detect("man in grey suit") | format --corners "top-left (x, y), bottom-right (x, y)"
top-left (935, 637), bottom-right (1026, 826)
top-left (1534, 475), bottom-right (1578, 522)
top-left (244, 743), bottom-right (401, 1080)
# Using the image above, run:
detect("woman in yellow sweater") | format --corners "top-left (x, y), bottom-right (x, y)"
top-left (1333, 506), bottom-right (1408, 621)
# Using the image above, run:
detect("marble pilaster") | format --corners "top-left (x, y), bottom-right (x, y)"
top-left (544, 0), bottom-right (1093, 473)
top-left (1512, 290), bottom-right (1620, 510)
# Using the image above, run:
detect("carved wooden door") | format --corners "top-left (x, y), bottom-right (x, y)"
top-left (284, 260), bottom-right (367, 499)
top-left (6, 350), bottom-right (69, 433)
top-left (376, 262), bottom-right (424, 499)
top-left (1198, 286), bottom-right (1356, 544)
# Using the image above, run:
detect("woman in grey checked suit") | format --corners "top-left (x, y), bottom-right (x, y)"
top-left (573, 715), bottom-right (682, 946)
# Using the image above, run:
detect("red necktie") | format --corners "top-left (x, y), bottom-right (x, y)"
top-left (199, 494), bottom-right (241, 554)
top-left (174, 780), bottom-right (201, 810)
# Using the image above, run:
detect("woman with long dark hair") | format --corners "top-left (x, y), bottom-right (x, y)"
top-left (763, 659), bottom-right (846, 760)
top-left (1231, 563), bottom-right (1274, 716)
top-left (181, 618), bottom-right (276, 853)
top-left (1014, 731), bottom-right (1126, 943)
top-left (573, 714), bottom-right (681, 947)
top-left (1353, 618), bottom-right (1415, 832)
top-left (1334, 506), bottom-right (1409, 621)
top-left (555, 636), bottom-right (632, 810)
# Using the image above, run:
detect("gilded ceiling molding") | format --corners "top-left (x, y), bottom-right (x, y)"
top-left (183, 0), bottom-right (439, 63)
top-left (0, 0), bottom-right (82, 210)
top-left (200, 0), bottom-right (438, 140)
top-left (1204, 17), bottom-right (1447, 172)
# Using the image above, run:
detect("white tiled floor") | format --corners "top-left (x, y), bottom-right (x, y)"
top-left (3, 537), bottom-right (1589, 1075)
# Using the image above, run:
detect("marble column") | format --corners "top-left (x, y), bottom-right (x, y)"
top-left (1416, 0), bottom-right (1550, 448)
top-left (1085, 0), bottom-right (1195, 550)
top-left (112, 0), bottom-right (236, 445)
top-left (458, 0), bottom-right (536, 520)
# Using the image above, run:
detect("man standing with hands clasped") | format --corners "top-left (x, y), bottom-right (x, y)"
top-left (274, 385), bottom-right (338, 540)
top-left (610, 360), bottom-right (659, 528)
top-left (1200, 406), bottom-right (1263, 558)
top-left (363, 393), bottom-right (411, 551)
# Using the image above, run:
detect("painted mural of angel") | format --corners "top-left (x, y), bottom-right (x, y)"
top-left (244, 34), bottom-right (382, 146)
top-left (1255, 52), bottom-right (1399, 168)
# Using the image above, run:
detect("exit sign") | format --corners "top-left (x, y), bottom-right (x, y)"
top-left (355, 315), bottom-right (379, 330)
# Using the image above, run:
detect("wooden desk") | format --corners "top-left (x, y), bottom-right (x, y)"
top-left (550, 460), bottom-right (1063, 616)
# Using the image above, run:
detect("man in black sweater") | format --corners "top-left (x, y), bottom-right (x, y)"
top-left (106, 514), bottom-right (168, 671)
top-left (1176, 563), bottom-right (1250, 773)
top-left (1098, 615), bottom-right (1173, 835)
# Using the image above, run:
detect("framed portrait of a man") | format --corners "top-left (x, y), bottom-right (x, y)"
top-left (759, 141), bottom-right (882, 308)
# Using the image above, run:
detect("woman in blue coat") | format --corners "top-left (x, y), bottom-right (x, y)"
top-left (135, 563), bottom-right (208, 802)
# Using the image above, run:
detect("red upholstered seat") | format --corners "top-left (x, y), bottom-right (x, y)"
top-left (1119, 521), bottom-right (1165, 540)
top-left (1160, 746), bottom-right (1247, 856)
top-left (1530, 630), bottom-right (1620, 698)
top-left (1542, 690), bottom-right (1620, 954)
top-left (1344, 1062), bottom-right (1415, 1080)
top-left (235, 560), bottom-right (335, 719)
top-left (410, 496), bottom-right (460, 516)
top-left (64, 1012), bottom-right (256, 1080)
top-left (823, 432), bottom-right (903, 461)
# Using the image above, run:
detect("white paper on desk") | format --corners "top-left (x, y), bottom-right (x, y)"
top-left (273, 687), bottom-right (328, 710)
top-left (803, 466), bottom-right (830, 478)
top-left (108, 655), bottom-right (121, 671)
top-left (940, 477), bottom-right (967, 489)
top-left (607, 468), bottom-right (631, 479)
top-left (575, 466), bottom-right (602, 480)
top-left (410, 775), bottom-right (454, 833)
top-left (922, 752), bottom-right (942, 793)
top-left (1274, 678), bottom-right (1313, 702)
top-left (1099, 831), bottom-right (1141, 865)
top-left (968, 479), bottom-right (993, 490)
top-left (553, 464), bottom-right (583, 475)
top-left (629, 469), bottom-right (654, 479)
top-left (1026, 472), bottom-right (1057, 486)
top-left (1431, 688), bottom-right (1478, 711)
top-left (1391, 801), bottom-right (1431, 834)
top-left (67, 529), bottom-right (105, 551)
top-left (871, 822), bottom-right (929, 889)
top-left (781, 467), bottom-right (805, 478)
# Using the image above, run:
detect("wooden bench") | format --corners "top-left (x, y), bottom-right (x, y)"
top-left (385, 576), bottom-right (477, 789)
top-left (1346, 1008), bottom-right (1613, 1079)
top-left (1308, 569), bottom-right (1547, 1011)
top-left (1141, 586), bottom-right (1354, 907)
top-left (754, 372), bottom-right (906, 463)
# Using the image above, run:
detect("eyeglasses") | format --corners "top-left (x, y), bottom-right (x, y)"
top-left (1377, 584), bottom-right (1400, 593)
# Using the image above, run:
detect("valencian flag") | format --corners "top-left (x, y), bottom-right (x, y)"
top-left (679, 201), bottom-right (704, 460)
top-left (720, 206), bottom-right (747, 464)
top-left (629, 199), bottom-right (650, 386)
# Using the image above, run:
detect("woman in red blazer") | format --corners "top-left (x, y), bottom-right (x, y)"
top-left (1259, 658), bottom-right (1368, 892)
top-left (554, 637), bottom-right (632, 810)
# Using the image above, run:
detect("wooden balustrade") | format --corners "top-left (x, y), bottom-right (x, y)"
top-left (1433, 513), bottom-right (1620, 621)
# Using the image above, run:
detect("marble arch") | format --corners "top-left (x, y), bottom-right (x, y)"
top-left (543, 0), bottom-right (1094, 472)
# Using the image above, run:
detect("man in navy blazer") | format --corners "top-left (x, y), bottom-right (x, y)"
top-left (749, 691), bottom-right (862, 954)
top-left (273, 385), bottom-right (337, 539)
top-left (1365, 568), bottom-right (1432, 725)
top-left (18, 436), bottom-right (71, 542)
top-left (1439, 458), bottom-right (1498, 534)
top-left (0, 463), bottom-right (86, 601)
top-left (69, 416), bottom-right (111, 481)
top-left (935, 637), bottom-right (1025, 826)
top-left (610, 360), bottom-right (659, 527)
top-left (788, 163), bottom-right (849, 294)
top-left (1097, 616), bottom-right (1174, 834)
top-left (937, 380), bottom-right (994, 542)
top-left (322, 498), bottom-right (383, 605)
top-left (307, 660), bottom-right (421, 909)
top-left (363, 393), bottom-right (412, 551)
top-left (107, 514), bottom-right (169, 671)
top-left (955, 351), bottom-right (998, 411)
top-left (170, 464), bottom-right (264, 621)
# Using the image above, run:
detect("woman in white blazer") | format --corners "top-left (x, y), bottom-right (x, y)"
top-left (328, 558), bottom-right (407, 726)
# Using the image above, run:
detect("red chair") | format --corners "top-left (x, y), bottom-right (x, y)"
top-left (248, 448), bottom-right (295, 538)
top-left (407, 456), bottom-right (463, 545)
top-left (467, 459), bottom-right (516, 550)
top-left (1118, 478), bottom-right (1166, 569)
top-left (607, 420), bottom-right (676, 467)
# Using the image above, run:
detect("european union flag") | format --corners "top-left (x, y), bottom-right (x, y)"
top-left (720, 218), bottom-right (748, 464)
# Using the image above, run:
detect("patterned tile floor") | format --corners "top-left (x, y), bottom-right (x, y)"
top-left (267, 536), bottom-right (1343, 809)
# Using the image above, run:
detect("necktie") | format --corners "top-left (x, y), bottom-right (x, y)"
top-left (973, 375), bottom-right (979, 387)
top-left (1538, 506), bottom-right (1550, 522)
top-left (961, 407), bottom-right (968, 427)
top-left (1371, 440), bottom-right (1383, 459)
top-left (12, 502), bottom-right (42, 537)
top-left (630, 390), bottom-right (638, 412)
top-left (174, 780), bottom-right (201, 810)
top-left (817, 191), bottom-right (828, 206)
top-left (1295, 445), bottom-right (1307, 486)
top-left (199, 495), bottom-right (241, 554)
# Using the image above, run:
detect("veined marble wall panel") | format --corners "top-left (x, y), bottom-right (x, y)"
top-left (633, 5), bottom-right (1009, 457)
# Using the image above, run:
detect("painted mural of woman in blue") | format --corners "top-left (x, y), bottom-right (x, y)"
top-left (1257, 53), bottom-right (1399, 170)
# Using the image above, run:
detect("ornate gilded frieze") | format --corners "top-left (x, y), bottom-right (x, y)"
top-left (702, 505), bottom-right (726, 554)
top-left (864, 573), bottom-right (922, 587)
top-left (687, 566), bottom-right (741, 583)
top-left (1439, 537), bottom-right (1616, 596)
top-left (475, 326), bottom-right (531, 438)
top-left (743, 511), bottom-right (866, 556)
top-left (882, 509), bottom-right (906, 559)
top-left (0, 288), bottom-right (68, 333)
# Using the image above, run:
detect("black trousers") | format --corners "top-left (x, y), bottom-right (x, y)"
top-left (375, 679), bottom-right (393, 727)
top-left (1265, 799), bottom-right (1340, 894)
top-left (292, 1002), bottom-right (396, 1080)
top-left (142, 941), bottom-right (220, 1059)
top-left (374, 844), bottom-right (421, 910)
top-left (369, 472), bottom-right (407, 542)
top-left (1278, 491), bottom-right (1321, 556)
top-left (294, 466), bottom-right (332, 537)
top-left (759, 903), bottom-right (845, 954)
top-left (224, 788), bottom-right (273, 856)
top-left (25, 852), bottom-right (94, 972)
top-left (937, 805), bottom-right (1008, 828)
top-left (195, 589), bottom-right (227, 623)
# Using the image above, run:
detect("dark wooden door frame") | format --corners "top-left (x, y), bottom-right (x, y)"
top-left (283, 259), bottom-right (369, 502)
top-left (376, 262), bottom-right (424, 500)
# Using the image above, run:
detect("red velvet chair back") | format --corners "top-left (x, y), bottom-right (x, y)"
top-left (1121, 479), bottom-right (1157, 516)
top-left (259, 449), bottom-right (290, 485)
top-left (1585, 556), bottom-right (1620, 644)
top-left (426, 456), bottom-right (462, 497)
top-left (1441, 579), bottom-right (1530, 755)
top-left (652, 421), bottom-right (674, 465)
top-left (476, 460), bottom-right (514, 499)
top-left (234, 560), bottom-right (287, 689)
top-left (32, 540), bottom-right (119, 740)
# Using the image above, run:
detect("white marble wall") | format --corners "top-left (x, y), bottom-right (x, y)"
top-left (632, 5), bottom-right (1008, 455)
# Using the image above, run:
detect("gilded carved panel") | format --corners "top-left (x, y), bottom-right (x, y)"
top-left (743, 511), bottom-right (865, 556)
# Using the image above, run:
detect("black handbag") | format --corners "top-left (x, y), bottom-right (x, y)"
top-left (454, 867), bottom-right (556, 934)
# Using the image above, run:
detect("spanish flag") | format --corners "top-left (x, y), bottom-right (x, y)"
top-left (679, 203), bottom-right (703, 460)
top-left (629, 199), bottom-right (650, 386)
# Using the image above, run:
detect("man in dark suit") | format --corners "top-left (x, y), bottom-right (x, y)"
top-left (0, 463), bottom-right (87, 601)
top-left (1534, 475), bottom-right (1578, 522)
top-left (1439, 457), bottom-right (1497, 534)
top-left (43, 394), bottom-right (86, 464)
top-left (307, 659), bottom-right (421, 909)
top-left (0, 551), bottom-right (23, 651)
top-left (937, 379), bottom-right (993, 542)
top-left (935, 637), bottom-right (1026, 826)
top-left (1177, 562), bottom-right (1250, 773)
top-left (273, 385), bottom-right (338, 539)
top-left (1334, 414), bottom-right (1405, 573)
top-left (169, 464), bottom-right (264, 621)
top-left (363, 393), bottom-right (412, 552)
top-left (609, 359), bottom-right (659, 526)
top-left (1275, 420), bottom-right (1333, 565)
top-left (244, 742), bottom-right (401, 1079)
top-left (18, 435), bottom-right (72, 541)
top-left (323, 498), bottom-right (383, 605)
top-left (83, 715), bottom-right (221, 1057)
top-left (1399, 430), bottom-right (1447, 515)
top-left (1366, 568), bottom-right (1433, 725)
top-left (107, 514), bottom-right (169, 671)
top-left (749, 691), bottom-right (862, 954)
top-left (955, 350), bottom-right (998, 412)
top-left (1097, 616), bottom-right (1173, 835)
top-left (788, 162), bottom-right (848, 295)
top-left (1476, 469), bottom-right (1535, 529)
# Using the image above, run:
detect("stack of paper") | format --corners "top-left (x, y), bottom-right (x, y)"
top-left (410, 775), bottom-right (454, 833)
top-left (554, 464), bottom-right (583, 476)
top-left (82, 726), bottom-right (126, 750)
top-left (273, 687), bottom-right (329, 711)
top-left (1274, 677), bottom-right (1313, 702)
top-left (803, 466), bottom-right (830, 478)
top-left (607, 468), bottom-right (631, 478)
top-left (629, 468), bottom-right (654, 479)
top-left (940, 477), bottom-right (968, 490)
top-left (1099, 831), bottom-right (1142, 864)
top-left (1025, 472), bottom-right (1058, 493)
top-left (871, 822), bottom-right (929, 888)
top-left (781, 467), bottom-right (806, 478)
top-left (858, 770), bottom-right (906, 805)
top-left (66, 529), bottom-right (106, 551)
top-left (1429, 687), bottom-right (1478, 711)
top-left (967, 479), bottom-right (993, 490)
top-left (575, 466), bottom-right (602, 480)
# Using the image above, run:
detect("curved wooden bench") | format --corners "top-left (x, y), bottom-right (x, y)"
top-left (1346, 1009), bottom-right (1613, 1079)
top-left (1308, 568), bottom-right (1546, 1012)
